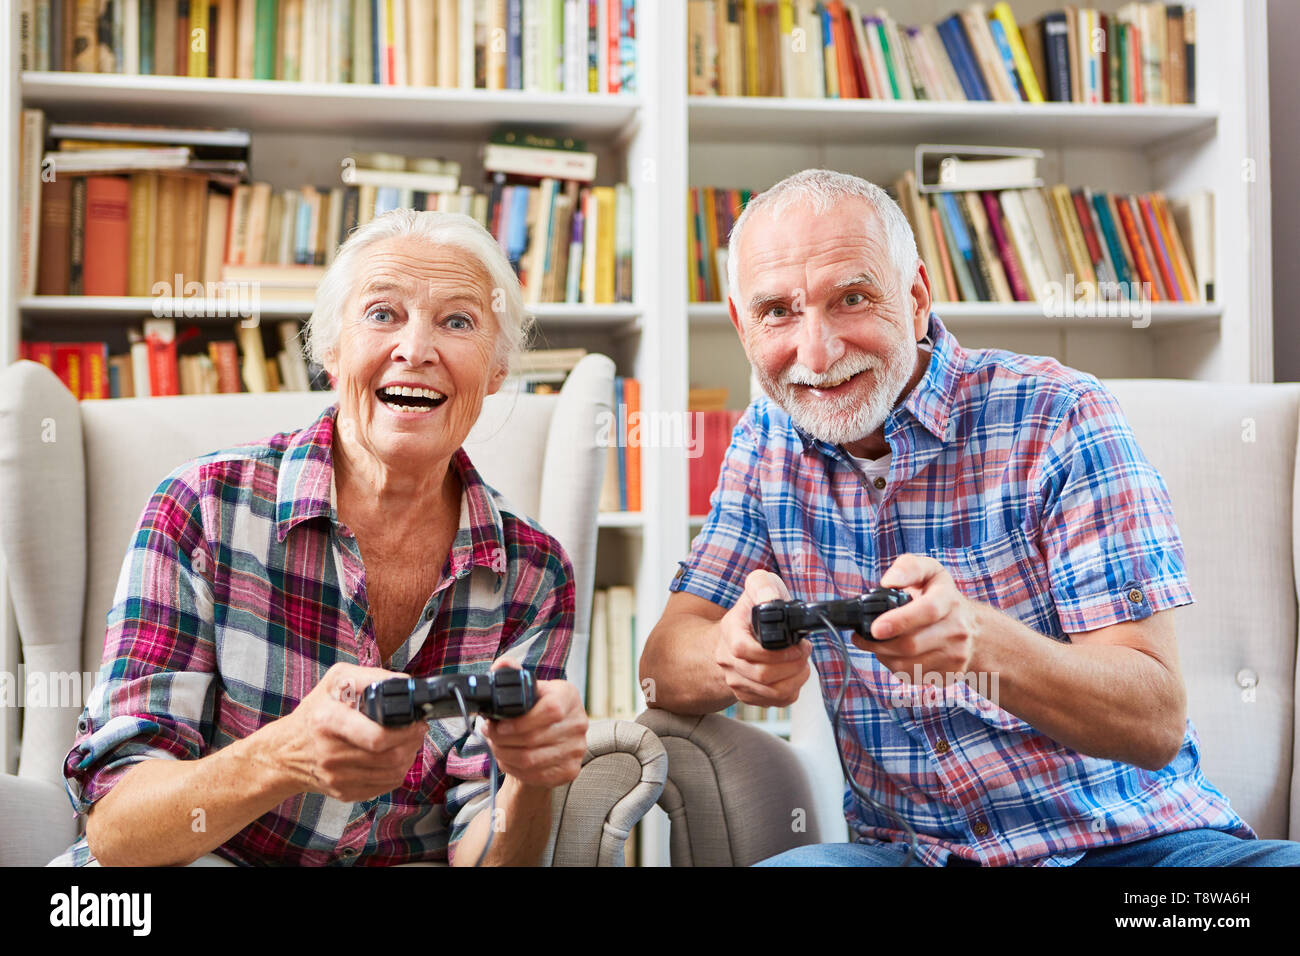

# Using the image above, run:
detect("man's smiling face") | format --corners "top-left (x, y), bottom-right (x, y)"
top-left (729, 196), bottom-right (931, 452)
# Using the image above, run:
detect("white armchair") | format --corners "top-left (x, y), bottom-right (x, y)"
top-left (0, 354), bottom-right (665, 866)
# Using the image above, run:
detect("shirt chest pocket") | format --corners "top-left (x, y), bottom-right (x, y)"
top-left (925, 528), bottom-right (1062, 641)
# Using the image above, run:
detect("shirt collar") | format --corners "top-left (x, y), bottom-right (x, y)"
top-left (275, 405), bottom-right (509, 577)
top-left (791, 311), bottom-right (962, 454)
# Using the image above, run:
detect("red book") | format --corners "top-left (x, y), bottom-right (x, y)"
top-left (79, 343), bottom-right (109, 399)
top-left (981, 192), bottom-right (1031, 301)
top-left (623, 377), bottom-right (642, 512)
top-left (1070, 189), bottom-right (1108, 282)
top-left (208, 340), bottom-right (242, 393)
top-left (53, 344), bottom-right (84, 398)
top-left (1138, 195), bottom-right (1181, 302)
top-left (1115, 197), bottom-right (1160, 301)
top-left (827, 3), bottom-right (857, 98)
top-left (606, 0), bottom-right (621, 93)
top-left (146, 330), bottom-right (180, 396)
top-left (83, 176), bottom-right (131, 296)
top-left (688, 412), bottom-right (708, 516)
top-left (25, 341), bottom-right (55, 370)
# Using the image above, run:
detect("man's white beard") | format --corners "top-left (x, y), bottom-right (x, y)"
top-left (752, 332), bottom-right (917, 447)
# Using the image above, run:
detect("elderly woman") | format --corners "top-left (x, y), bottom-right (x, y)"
top-left (52, 209), bottom-right (589, 866)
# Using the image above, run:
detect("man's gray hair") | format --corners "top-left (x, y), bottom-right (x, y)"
top-left (304, 208), bottom-right (531, 371)
top-left (726, 168), bottom-right (919, 314)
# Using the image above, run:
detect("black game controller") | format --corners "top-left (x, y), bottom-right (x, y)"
top-left (751, 588), bottom-right (913, 650)
top-left (361, 670), bottom-right (536, 726)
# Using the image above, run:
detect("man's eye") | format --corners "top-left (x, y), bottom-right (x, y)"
top-left (446, 313), bottom-right (473, 330)
top-left (844, 292), bottom-right (866, 306)
top-left (765, 306), bottom-right (790, 319)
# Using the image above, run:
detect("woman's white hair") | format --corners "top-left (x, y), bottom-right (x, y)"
top-left (304, 208), bottom-right (531, 371)
top-left (726, 168), bottom-right (919, 314)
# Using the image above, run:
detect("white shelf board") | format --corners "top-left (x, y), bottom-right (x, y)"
top-left (688, 301), bottom-right (1222, 330)
top-left (21, 297), bottom-right (643, 329)
top-left (22, 72), bottom-right (643, 140)
top-left (598, 511), bottom-right (645, 529)
top-left (689, 97), bottom-right (1217, 148)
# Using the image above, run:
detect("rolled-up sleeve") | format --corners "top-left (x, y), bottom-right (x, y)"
top-left (63, 471), bottom-right (219, 815)
top-left (444, 529), bottom-right (575, 864)
top-left (1032, 383), bottom-right (1195, 634)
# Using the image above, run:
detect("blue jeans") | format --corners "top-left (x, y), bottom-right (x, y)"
top-left (755, 829), bottom-right (1300, 866)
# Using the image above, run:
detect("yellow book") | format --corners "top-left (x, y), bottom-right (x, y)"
top-left (702, 187), bottom-right (720, 301)
top-left (188, 0), bottom-right (211, 77)
top-left (128, 174), bottom-right (154, 297)
top-left (743, 0), bottom-right (760, 96)
top-left (593, 186), bottom-right (616, 304)
top-left (991, 2), bottom-right (1044, 103)
top-left (777, 0), bottom-right (796, 97)
top-left (1049, 185), bottom-right (1096, 295)
top-left (686, 189), bottom-right (699, 303)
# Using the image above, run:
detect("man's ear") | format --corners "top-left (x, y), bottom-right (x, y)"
top-left (727, 294), bottom-right (744, 337)
top-left (910, 260), bottom-right (934, 340)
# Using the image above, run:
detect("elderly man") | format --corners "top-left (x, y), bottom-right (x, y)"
top-left (641, 168), bottom-right (1300, 867)
top-left (53, 209), bottom-right (588, 867)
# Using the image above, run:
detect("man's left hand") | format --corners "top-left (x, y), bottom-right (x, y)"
top-left (859, 554), bottom-right (980, 679)
top-left (480, 659), bottom-right (589, 790)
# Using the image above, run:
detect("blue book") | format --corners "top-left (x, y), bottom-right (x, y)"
top-left (1090, 192), bottom-right (1133, 288)
top-left (507, 187), bottom-right (530, 268)
top-left (614, 377), bottom-right (627, 512)
top-left (620, 0), bottom-right (636, 92)
top-left (507, 0), bottom-right (522, 89)
top-left (939, 192), bottom-right (986, 301)
top-left (370, 0), bottom-right (381, 84)
top-left (987, 18), bottom-right (1025, 100)
top-left (820, 3), bottom-right (834, 96)
top-left (374, 187), bottom-right (400, 215)
top-left (294, 196), bottom-right (313, 265)
top-left (937, 15), bottom-right (990, 101)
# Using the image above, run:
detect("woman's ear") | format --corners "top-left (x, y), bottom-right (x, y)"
top-left (487, 357), bottom-right (510, 396)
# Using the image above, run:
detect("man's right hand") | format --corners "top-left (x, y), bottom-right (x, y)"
top-left (714, 569), bottom-right (812, 707)
top-left (271, 663), bottom-right (429, 802)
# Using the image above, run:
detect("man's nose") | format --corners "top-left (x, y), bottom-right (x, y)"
top-left (795, 309), bottom-right (845, 375)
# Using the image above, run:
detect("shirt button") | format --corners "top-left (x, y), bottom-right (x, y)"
top-left (972, 821), bottom-right (990, 837)
top-left (934, 739), bottom-right (950, 755)
top-left (872, 477), bottom-right (886, 490)
top-left (339, 847), bottom-right (358, 859)
top-left (1127, 588), bottom-right (1144, 604)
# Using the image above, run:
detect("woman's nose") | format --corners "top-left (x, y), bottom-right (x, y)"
top-left (391, 317), bottom-right (438, 367)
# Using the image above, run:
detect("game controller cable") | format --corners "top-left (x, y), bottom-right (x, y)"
top-left (814, 610), bottom-right (918, 867)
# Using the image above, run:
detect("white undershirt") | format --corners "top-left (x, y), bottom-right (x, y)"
top-left (844, 449), bottom-right (892, 504)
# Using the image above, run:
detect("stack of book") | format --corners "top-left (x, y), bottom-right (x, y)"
top-left (21, 316), bottom-right (322, 398)
top-left (508, 346), bottom-right (588, 392)
top-left (20, 0), bottom-right (638, 93)
top-left (586, 585), bottom-right (638, 720)
top-left (598, 375), bottom-right (641, 512)
top-left (893, 169), bottom-right (1212, 304)
top-left (690, 172), bottom-right (1213, 306)
top-left (688, 1), bottom-right (1196, 105)
top-left (19, 115), bottom-right (636, 307)
top-left (687, 185), bottom-right (753, 303)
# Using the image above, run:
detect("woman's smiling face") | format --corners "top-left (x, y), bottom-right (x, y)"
top-left (326, 236), bottom-right (508, 472)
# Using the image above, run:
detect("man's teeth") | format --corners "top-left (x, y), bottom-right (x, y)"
top-left (812, 371), bottom-right (859, 389)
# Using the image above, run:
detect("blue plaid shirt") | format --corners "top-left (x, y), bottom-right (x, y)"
top-left (672, 312), bottom-right (1251, 866)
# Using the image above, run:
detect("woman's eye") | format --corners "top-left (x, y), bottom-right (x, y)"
top-left (446, 313), bottom-right (473, 330)
top-left (366, 308), bottom-right (394, 323)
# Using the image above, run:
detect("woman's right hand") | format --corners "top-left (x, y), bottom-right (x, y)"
top-left (271, 663), bottom-right (429, 802)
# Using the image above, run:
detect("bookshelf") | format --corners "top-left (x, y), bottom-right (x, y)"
top-left (1, 2), bottom-right (1275, 867)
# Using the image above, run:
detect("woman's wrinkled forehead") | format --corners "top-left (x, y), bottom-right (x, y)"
top-left (350, 237), bottom-right (495, 311)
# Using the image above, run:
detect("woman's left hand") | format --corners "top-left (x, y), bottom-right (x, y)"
top-left (480, 659), bottom-right (589, 790)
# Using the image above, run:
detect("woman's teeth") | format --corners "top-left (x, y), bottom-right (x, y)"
top-left (377, 385), bottom-right (447, 411)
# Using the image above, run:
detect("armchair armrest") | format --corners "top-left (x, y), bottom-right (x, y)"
top-left (635, 710), bottom-right (822, 867)
top-left (541, 718), bottom-right (667, 866)
top-left (0, 773), bottom-right (77, 867)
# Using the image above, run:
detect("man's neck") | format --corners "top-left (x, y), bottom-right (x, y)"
top-left (840, 344), bottom-right (933, 459)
